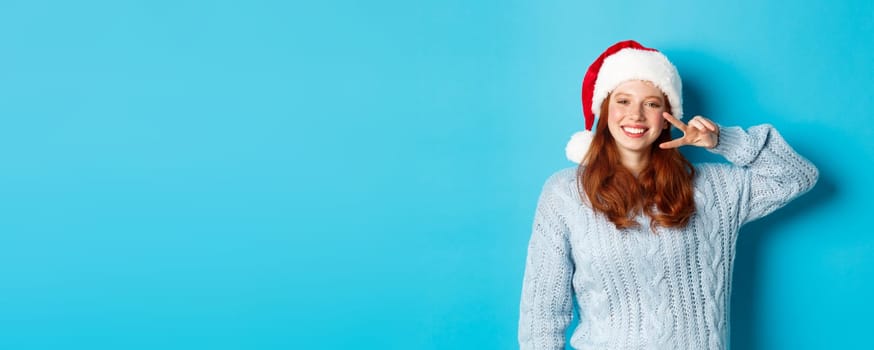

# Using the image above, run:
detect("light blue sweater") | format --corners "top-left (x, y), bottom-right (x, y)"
top-left (518, 124), bottom-right (819, 350)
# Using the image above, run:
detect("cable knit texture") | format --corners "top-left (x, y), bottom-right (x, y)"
top-left (518, 124), bottom-right (819, 350)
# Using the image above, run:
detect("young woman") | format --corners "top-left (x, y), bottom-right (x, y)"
top-left (518, 40), bottom-right (819, 350)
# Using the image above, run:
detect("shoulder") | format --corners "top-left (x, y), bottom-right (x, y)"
top-left (542, 166), bottom-right (577, 190)
top-left (539, 166), bottom-right (583, 204)
top-left (693, 162), bottom-right (748, 187)
top-left (543, 166), bottom-right (576, 187)
top-left (692, 161), bottom-right (750, 204)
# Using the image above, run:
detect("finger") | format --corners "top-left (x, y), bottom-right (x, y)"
top-left (662, 112), bottom-right (687, 131)
top-left (689, 119), bottom-right (708, 132)
top-left (698, 117), bottom-right (719, 132)
top-left (692, 115), bottom-right (719, 132)
top-left (659, 137), bottom-right (686, 149)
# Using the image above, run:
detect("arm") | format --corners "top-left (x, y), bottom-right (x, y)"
top-left (659, 113), bottom-right (819, 225)
top-left (518, 173), bottom-right (575, 350)
top-left (708, 124), bottom-right (819, 224)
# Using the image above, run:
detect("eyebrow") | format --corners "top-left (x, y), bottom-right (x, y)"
top-left (613, 92), bottom-right (664, 100)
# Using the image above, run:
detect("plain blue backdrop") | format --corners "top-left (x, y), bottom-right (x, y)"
top-left (0, 0), bottom-right (871, 349)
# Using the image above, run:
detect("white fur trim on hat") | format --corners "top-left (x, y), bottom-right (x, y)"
top-left (565, 130), bottom-right (593, 164)
top-left (591, 48), bottom-right (683, 120)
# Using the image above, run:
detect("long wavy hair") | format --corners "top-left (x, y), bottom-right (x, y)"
top-left (577, 94), bottom-right (696, 231)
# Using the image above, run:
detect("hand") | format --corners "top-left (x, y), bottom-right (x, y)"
top-left (659, 112), bottom-right (720, 149)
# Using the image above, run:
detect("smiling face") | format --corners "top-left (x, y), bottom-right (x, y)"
top-left (605, 80), bottom-right (670, 160)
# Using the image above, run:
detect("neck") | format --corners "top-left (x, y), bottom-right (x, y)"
top-left (618, 149), bottom-right (651, 177)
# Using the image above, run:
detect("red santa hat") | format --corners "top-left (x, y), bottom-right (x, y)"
top-left (565, 40), bottom-right (684, 163)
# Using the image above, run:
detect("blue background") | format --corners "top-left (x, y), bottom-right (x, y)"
top-left (0, 1), bottom-right (871, 349)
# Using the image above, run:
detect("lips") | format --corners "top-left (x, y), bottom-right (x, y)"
top-left (621, 126), bottom-right (648, 138)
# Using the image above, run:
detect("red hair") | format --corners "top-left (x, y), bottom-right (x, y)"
top-left (577, 94), bottom-right (696, 231)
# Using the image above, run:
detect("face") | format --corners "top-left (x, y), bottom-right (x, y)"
top-left (605, 80), bottom-right (669, 158)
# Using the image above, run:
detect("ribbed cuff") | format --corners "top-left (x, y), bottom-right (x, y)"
top-left (707, 125), bottom-right (756, 166)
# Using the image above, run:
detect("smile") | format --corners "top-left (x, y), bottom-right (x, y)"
top-left (622, 126), bottom-right (648, 136)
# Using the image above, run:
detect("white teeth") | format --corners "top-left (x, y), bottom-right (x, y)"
top-left (623, 126), bottom-right (646, 134)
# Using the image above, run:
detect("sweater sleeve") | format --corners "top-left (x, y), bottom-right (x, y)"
top-left (708, 124), bottom-right (819, 225)
top-left (518, 173), bottom-right (575, 350)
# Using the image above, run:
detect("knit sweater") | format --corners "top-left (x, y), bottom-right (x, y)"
top-left (518, 124), bottom-right (819, 350)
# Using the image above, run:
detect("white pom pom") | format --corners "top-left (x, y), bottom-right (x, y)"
top-left (565, 130), bottom-right (593, 164)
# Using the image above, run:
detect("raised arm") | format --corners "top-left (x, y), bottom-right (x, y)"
top-left (659, 112), bottom-right (819, 225)
top-left (708, 124), bottom-right (819, 224)
top-left (518, 173), bottom-right (575, 350)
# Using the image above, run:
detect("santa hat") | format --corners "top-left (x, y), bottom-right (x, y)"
top-left (565, 40), bottom-right (683, 163)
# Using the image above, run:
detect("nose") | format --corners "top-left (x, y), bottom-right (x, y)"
top-left (628, 105), bottom-right (645, 120)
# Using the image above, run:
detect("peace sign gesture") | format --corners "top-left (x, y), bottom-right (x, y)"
top-left (659, 112), bottom-right (720, 149)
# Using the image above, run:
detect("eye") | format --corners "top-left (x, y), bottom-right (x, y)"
top-left (616, 99), bottom-right (629, 105)
top-left (645, 101), bottom-right (662, 108)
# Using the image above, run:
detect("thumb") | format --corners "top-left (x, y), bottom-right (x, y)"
top-left (659, 138), bottom-right (685, 149)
